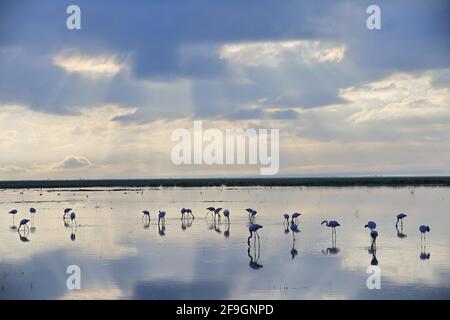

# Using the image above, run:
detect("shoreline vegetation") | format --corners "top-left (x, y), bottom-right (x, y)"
top-left (0, 177), bottom-right (450, 189)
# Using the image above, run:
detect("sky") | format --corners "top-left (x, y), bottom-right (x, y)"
top-left (0, 0), bottom-right (449, 179)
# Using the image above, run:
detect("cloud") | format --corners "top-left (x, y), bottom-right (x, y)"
top-left (54, 156), bottom-right (92, 170)
top-left (1, 1), bottom-right (450, 178)
top-left (53, 51), bottom-right (125, 77)
top-left (220, 40), bottom-right (346, 67)
top-left (344, 71), bottom-right (450, 124)
top-left (0, 165), bottom-right (27, 174)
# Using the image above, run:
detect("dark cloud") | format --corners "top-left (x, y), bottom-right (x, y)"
top-left (0, 0), bottom-right (449, 120)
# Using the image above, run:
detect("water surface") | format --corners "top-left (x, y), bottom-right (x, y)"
top-left (1, 186), bottom-right (449, 299)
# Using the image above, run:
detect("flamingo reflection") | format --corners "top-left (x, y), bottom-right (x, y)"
top-left (396, 223), bottom-right (407, 238)
top-left (180, 214), bottom-right (194, 231)
top-left (420, 240), bottom-right (431, 261)
top-left (17, 228), bottom-right (30, 242)
top-left (70, 226), bottom-right (77, 241)
top-left (158, 223), bottom-right (166, 237)
top-left (322, 228), bottom-right (339, 255)
top-left (247, 224), bottom-right (263, 270)
top-left (368, 246), bottom-right (379, 266)
top-left (224, 222), bottom-right (230, 238)
top-left (290, 221), bottom-right (300, 240)
top-left (290, 237), bottom-right (298, 260)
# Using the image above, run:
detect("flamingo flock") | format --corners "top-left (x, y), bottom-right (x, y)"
top-left (5, 204), bottom-right (432, 266)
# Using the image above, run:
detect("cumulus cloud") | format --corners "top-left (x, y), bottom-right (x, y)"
top-left (54, 156), bottom-right (92, 170)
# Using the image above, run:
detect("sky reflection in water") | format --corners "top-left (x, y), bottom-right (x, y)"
top-left (0, 186), bottom-right (449, 299)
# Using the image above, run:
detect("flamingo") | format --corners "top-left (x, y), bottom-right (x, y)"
top-left (396, 213), bottom-right (407, 227)
top-left (142, 210), bottom-right (150, 219)
top-left (214, 207), bottom-right (222, 219)
top-left (185, 208), bottom-right (194, 219)
top-left (292, 212), bottom-right (301, 222)
top-left (158, 210), bottom-right (166, 225)
top-left (420, 228), bottom-right (431, 260)
top-left (180, 208), bottom-right (187, 219)
top-left (248, 223), bottom-right (263, 244)
top-left (290, 221), bottom-right (300, 240)
top-left (30, 207), bottom-right (37, 215)
top-left (17, 219), bottom-right (30, 232)
top-left (321, 220), bottom-right (341, 239)
top-left (419, 225), bottom-right (430, 240)
top-left (63, 208), bottom-right (72, 219)
top-left (70, 212), bottom-right (77, 226)
top-left (364, 221), bottom-right (377, 230)
top-left (321, 220), bottom-right (340, 230)
top-left (249, 209), bottom-right (257, 221)
top-left (8, 209), bottom-right (18, 224)
top-left (206, 206), bottom-right (215, 217)
top-left (223, 209), bottom-right (230, 223)
top-left (245, 208), bottom-right (254, 218)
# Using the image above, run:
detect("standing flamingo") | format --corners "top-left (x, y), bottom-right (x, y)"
top-left (70, 212), bottom-right (77, 226)
top-left (18, 219), bottom-right (30, 232)
top-left (292, 212), bottom-right (301, 222)
top-left (180, 208), bottom-right (187, 219)
top-left (396, 213), bottom-right (407, 227)
top-left (63, 208), bottom-right (72, 219)
top-left (249, 209), bottom-right (257, 222)
top-left (158, 210), bottom-right (166, 225)
top-left (142, 210), bottom-right (150, 219)
top-left (214, 207), bottom-right (222, 220)
top-left (419, 225), bottom-right (430, 240)
top-left (245, 208), bottom-right (254, 218)
top-left (290, 221), bottom-right (300, 240)
top-left (206, 207), bottom-right (215, 217)
top-left (8, 209), bottom-right (18, 224)
top-left (223, 209), bottom-right (230, 223)
top-left (185, 208), bottom-right (194, 219)
top-left (248, 223), bottom-right (263, 244)
top-left (321, 220), bottom-right (341, 238)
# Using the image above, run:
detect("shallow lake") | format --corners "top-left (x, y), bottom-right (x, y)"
top-left (1, 186), bottom-right (449, 299)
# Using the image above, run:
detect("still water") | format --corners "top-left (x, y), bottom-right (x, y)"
top-left (0, 186), bottom-right (449, 299)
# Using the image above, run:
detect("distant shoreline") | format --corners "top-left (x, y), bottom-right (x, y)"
top-left (1, 177), bottom-right (450, 189)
